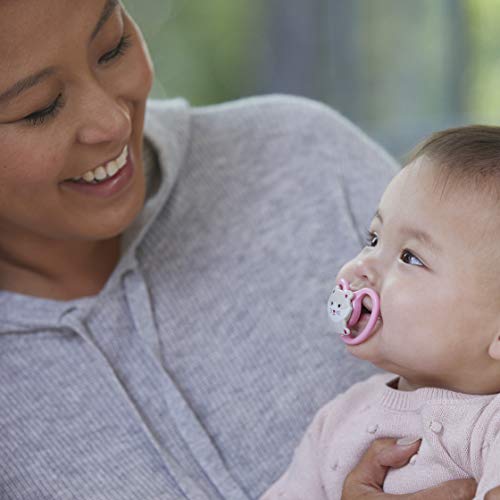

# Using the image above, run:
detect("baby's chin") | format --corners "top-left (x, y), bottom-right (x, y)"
top-left (342, 313), bottom-right (382, 349)
top-left (346, 342), bottom-right (408, 382)
top-left (344, 323), bottom-right (384, 362)
top-left (345, 342), bottom-right (378, 362)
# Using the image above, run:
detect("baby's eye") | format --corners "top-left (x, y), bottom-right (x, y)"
top-left (400, 249), bottom-right (424, 267)
top-left (365, 231), bottom-right (378, 247)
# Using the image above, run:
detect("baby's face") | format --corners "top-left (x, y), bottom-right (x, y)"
top-left (337, 158), bottom-right (500, 394)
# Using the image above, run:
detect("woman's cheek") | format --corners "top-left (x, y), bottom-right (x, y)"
top-left (20, 152), bottom-right (62, 186)
top-left (122, 20), bottom-right (154, 100)
top-left (0, 148), bottom-right (37, 184)
top-left (1, 123), bottom-right (65, 171)
top-left (103, 60), bottom-right (152, 108)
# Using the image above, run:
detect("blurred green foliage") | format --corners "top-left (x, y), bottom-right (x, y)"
top-left (123, 0), bottom-right (262, 104)
top-left (467, 0), bottom-right (500, 123)
top-left (122, 0), bottom-right (500, 154)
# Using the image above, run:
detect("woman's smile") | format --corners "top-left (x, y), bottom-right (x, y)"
top-left (0, 0), bottom-right (154, 297)
top-left (69, 144), bottom-right (128, 183)
top-left (61, 143), bottom-right (135, 199)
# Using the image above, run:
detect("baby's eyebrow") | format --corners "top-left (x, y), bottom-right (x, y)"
top-left (400, 227), bottom-right (442, 253)
top-left (373, 210), bottom-right (442, 254)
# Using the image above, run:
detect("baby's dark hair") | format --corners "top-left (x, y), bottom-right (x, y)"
top-left (404, 125), bottom-right (500, 195)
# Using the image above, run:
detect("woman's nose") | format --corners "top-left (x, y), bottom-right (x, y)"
top-left (75, 87), bottom-right (131, 146)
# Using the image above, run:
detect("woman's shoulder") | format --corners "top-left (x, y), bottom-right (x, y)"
top-left (190, 94), bottom-right (341, 123)
top-left (144, 94), bottom-right (398, 246)
top-left (146, 94), bottom-right (396, 164)
top-left (147, 93), bottom-right (340, 121)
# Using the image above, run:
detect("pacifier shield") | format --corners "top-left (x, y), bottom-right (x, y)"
top-left (327, 280), bottom-right (380, 345)
top-left (327, 285), bottom-right (354, 336)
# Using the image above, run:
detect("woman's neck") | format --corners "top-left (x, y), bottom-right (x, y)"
top-left (0, 236), bottom-right (121, 300)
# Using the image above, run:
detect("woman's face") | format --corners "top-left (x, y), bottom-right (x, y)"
top-left (0, 0), bottom-right (153, 243)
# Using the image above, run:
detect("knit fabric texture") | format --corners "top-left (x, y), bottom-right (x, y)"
top-left (0, 95), bottom-right (398, 499)
top-left (262, 373), bottom-right (500, 500)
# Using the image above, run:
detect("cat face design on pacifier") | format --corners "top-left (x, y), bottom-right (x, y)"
top-left (327, 278), bottom-right (381, 345)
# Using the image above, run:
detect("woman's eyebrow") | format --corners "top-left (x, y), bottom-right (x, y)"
top-left (90, 0), bottom-right (119, 43)
top-left (0, 0), bottom-right (119, 107)
top-left (0, 68), bottom-right (56, 106)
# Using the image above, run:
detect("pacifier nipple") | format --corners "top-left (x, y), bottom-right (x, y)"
top-left (327, 279), bottom-right (381, 345)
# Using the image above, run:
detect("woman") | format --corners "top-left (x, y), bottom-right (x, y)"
top-left (0, 1), bottom-right (481, 498)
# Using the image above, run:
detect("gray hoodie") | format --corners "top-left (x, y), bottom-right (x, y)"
top-left (0, 95), bottom-right (398, 499)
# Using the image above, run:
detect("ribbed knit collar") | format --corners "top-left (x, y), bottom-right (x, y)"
top-left (0, 98), bottom-right (190, 329)
top-left (379, 376), bottom-right (496, 411)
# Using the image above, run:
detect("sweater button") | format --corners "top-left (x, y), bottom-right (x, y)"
top-left (429, 421), bottom-right (443, 433)
top-left (366, 424), bottom-right (378, 434)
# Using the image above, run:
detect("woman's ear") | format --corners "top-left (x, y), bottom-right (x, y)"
top-left (488, 333), bottom-right (500, 361)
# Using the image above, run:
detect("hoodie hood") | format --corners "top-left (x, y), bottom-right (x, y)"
top-left (0, 98), bottom-right (190, 333)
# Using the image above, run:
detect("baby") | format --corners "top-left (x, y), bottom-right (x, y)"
top-left (262, 125), bottom-right (500, 499)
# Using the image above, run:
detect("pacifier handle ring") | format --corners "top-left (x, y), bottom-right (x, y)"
top-left (342, 287), bottom-right (380, 345)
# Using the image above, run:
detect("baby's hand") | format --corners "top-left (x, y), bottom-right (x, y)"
top-left (341, 438), bottom-right (477, 500)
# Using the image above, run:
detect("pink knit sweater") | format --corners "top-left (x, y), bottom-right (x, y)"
top-left (261, 373), bottom-right (500, 499)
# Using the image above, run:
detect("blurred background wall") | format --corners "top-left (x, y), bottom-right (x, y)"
top-left (123, 0), bottom-right (500, 160)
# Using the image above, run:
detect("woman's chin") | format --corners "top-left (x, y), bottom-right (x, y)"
top-left (76, 165), bottom-right (146, 241)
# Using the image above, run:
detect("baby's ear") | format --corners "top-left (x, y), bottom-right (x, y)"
top-left (488, 333), bottom-right (500, 361)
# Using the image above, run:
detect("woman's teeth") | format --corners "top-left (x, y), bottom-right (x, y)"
top-left (72, 145), bottom-right (128, 184)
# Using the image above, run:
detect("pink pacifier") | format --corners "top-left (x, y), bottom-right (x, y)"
top-left (327, 278), bottom-right (380, 345)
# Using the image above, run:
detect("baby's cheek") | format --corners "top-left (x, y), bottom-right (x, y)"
top-left (385, 307), bottom-right (430, 357)
top-left (383, 279), bottom-right (424, 316)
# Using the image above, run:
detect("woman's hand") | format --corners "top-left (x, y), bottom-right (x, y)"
top-left (341, 438), bottom-right (477, 500)
top-left (486, 485), bottom-right (500, 499)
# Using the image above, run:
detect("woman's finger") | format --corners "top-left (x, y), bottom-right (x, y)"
top-left (342, 437), bottom-right (421, 496)
top-left (342, 437), bottom-right (477, 500)
top-left (485, 485), bottom-right (500, 500)
top-left (410, 479), bottom-right (477, 500)
top-left (376, 437), bottom-right (422, 468)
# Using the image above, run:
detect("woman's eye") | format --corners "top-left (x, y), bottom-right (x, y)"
top-left (23, 93), bottom-right (64, 127)
top-left (365, 231), bottom-right (378, 247)
top-left (400, 249), bottom-right (424, 267)
top-left (21, 34), bottom-right (133, 128)
top-left (99, 34), bottom-right (133, 64)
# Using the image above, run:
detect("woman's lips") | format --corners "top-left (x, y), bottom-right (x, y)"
top-left (60, 148), bottom-right (134, 199)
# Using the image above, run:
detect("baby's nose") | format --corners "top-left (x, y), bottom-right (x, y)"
top-left (353, 258), bottom-right (378, 286)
